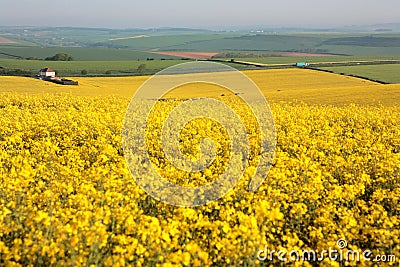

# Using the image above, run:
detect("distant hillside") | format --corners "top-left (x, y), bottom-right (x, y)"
top-left (1, 26), bottom-right (400, 58)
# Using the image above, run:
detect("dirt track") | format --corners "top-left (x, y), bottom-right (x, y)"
top-left (276, 52), bottom-right (339, 57)
top-left (151, 51), bottom-right (219, 59)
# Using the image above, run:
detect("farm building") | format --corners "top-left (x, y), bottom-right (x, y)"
top-left (39, 68), bottom-right (56, 78)
top-left (37, 67), bottom-right (78, 85)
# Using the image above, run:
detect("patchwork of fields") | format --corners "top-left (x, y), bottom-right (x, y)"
top-left (0, 68), bottom-right (399, 266)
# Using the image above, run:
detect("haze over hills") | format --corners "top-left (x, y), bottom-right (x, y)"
top-left (1, 23), bottom-right (400, 51)
top-left (2, 22), bottom-right (400, 36)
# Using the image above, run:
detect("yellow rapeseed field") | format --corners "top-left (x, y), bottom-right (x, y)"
top-left (1, 69), bottom-right (399, 105)
top-left (0, 69), bottom-right (399, 266)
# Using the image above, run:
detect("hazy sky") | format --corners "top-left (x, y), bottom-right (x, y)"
top-left (1, 0), bottom-right (399, 29)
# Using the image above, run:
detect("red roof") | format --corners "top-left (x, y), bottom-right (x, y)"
top-left (40, 68), bottom-right (56, 72)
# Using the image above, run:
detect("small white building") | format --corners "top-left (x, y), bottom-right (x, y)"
top-left (39, 68), bottom-right (56, 78)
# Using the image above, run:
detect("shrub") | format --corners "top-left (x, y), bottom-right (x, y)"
top-left (45, 53), bottom-right (74, 61)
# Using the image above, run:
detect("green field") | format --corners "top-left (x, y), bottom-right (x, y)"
top-left (234, 55), bottom-right (400, 64)
top-left (2, 55), bottom-right (400, 78)
top-left (0, 58), bottom-right (189, 76)
top-left (106, 33), bottom-right (241, 50)
top-left (156, 34), bottom-right (400, 55)
top-left (319, 64), bottom-right (400, 84)
top-left (0, 46), bottom-right (182, 61)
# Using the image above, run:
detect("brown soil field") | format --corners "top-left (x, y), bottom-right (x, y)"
top-left (151, 51), bottom-right (219, 59)
top-left (0, 36), bottom-right (18, 44)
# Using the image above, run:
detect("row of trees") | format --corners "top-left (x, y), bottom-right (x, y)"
top-left (80, 64), bottom-right (147, 76)
top-left (0, 64), bottom-right (147, 77)
top-left (45, 53), bottom-right (74, 61)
